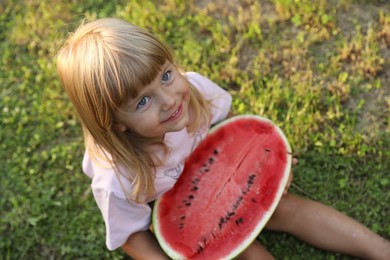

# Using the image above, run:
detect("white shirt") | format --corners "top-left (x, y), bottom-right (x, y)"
top-left (82, 72), bottom-right (232, 250)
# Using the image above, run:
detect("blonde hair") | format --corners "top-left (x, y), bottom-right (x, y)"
top-left (56, 18), bottom-right (211, 202)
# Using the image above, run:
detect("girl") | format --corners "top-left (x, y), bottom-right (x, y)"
top-left (56, 18), bottom-right (390, 259)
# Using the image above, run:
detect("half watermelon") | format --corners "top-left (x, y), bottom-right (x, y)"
top-left (153, 115), bottom-right (292, 259)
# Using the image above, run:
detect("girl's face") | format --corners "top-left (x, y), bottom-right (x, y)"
top-left (115, 61), bottom-right (191, 139)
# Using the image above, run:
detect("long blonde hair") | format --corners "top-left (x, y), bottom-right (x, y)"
top-left (56, 18), bottom-right (211, 202)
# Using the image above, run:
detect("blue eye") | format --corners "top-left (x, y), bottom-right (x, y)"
top-left (162, 71), bottom-right (171, 84)
top-left (137, 96), bottom-right (150, 109)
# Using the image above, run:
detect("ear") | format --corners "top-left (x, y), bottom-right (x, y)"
top-left (114, 122), bottom-right (127, 132)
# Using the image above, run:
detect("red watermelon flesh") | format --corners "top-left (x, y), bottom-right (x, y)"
top-left (153, 115), bottom-right (292, 259)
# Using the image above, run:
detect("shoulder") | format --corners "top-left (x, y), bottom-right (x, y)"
top-left (184, 71), bottom-right (217, 90)
top-left (184, 71), bottom-right (232, 104)
top-left (184, 71), bottom-right (232, 124)
top-left (185, 71), bottom-right (206, 81)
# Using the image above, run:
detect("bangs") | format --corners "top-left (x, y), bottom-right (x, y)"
top-left (114, 53), bottom-right (167, 105)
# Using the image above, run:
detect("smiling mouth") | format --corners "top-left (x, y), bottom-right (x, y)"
top-left (163, 104), bottom-right (182, 123)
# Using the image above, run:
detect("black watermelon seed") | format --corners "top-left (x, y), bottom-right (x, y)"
top-left (234, 218), bottom-right (243, 225)
top-left (185, 202), bottom-right (191, 206)
top-left (213, 149), bottom-right (219, 155)
top-left (192, 186), bottom-right (198, 191)
top-left (188, 195), bottom-right (194, 199)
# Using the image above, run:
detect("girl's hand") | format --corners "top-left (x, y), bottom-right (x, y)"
top-left (284, 158), bottom-right (298, 195)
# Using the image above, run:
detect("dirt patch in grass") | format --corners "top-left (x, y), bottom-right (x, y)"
top-left (337, 2), bottom-right (389, 133)
top-left (196, 0), bottom-right (389, 134)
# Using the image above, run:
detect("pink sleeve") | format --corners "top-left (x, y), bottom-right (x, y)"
top-left (92, 188), bottom-right (151, 250)
top-left (186, 72), bottom-right (232, 125)
top-left (83, 152), bottom-right (151, 251)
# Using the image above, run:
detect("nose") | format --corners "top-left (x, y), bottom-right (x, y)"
top-left (159, 89), bottom-right (176, 111)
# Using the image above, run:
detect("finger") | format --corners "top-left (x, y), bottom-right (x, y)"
top-left (284, 173), bottom-right (293, 195)
top-left (292, 158), bottom-right (298, 165)
top-left (284, 185), bottom-right (290, 195)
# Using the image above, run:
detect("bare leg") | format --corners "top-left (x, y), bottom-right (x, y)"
top-left (266, 193), bottom-right (390, 259)
top-left (236, 239), bottom-right (274, 260)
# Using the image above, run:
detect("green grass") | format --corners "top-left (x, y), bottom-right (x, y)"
top-left (1, 0), bottom-right (389, 259)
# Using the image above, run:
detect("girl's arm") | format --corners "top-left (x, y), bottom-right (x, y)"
top-left (121, 230), bottom-right (169, 259)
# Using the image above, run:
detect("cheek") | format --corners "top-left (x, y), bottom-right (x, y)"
top-left (184, 87), bottom-right (190, 100)
top-left (182, 82), bottom-right (190, 99)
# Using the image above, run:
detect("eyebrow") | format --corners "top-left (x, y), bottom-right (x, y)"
top-left (161, 62), bottom-right (171, 73)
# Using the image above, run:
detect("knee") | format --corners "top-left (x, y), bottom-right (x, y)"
top-left (265, 193), bottom-right (300, 231)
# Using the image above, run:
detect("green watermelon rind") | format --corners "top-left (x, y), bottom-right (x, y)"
top-left (153, 115), bottom-right (292, 259)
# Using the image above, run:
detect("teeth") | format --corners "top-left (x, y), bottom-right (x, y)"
top-left (171, 107), bottom-right (179, 118)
